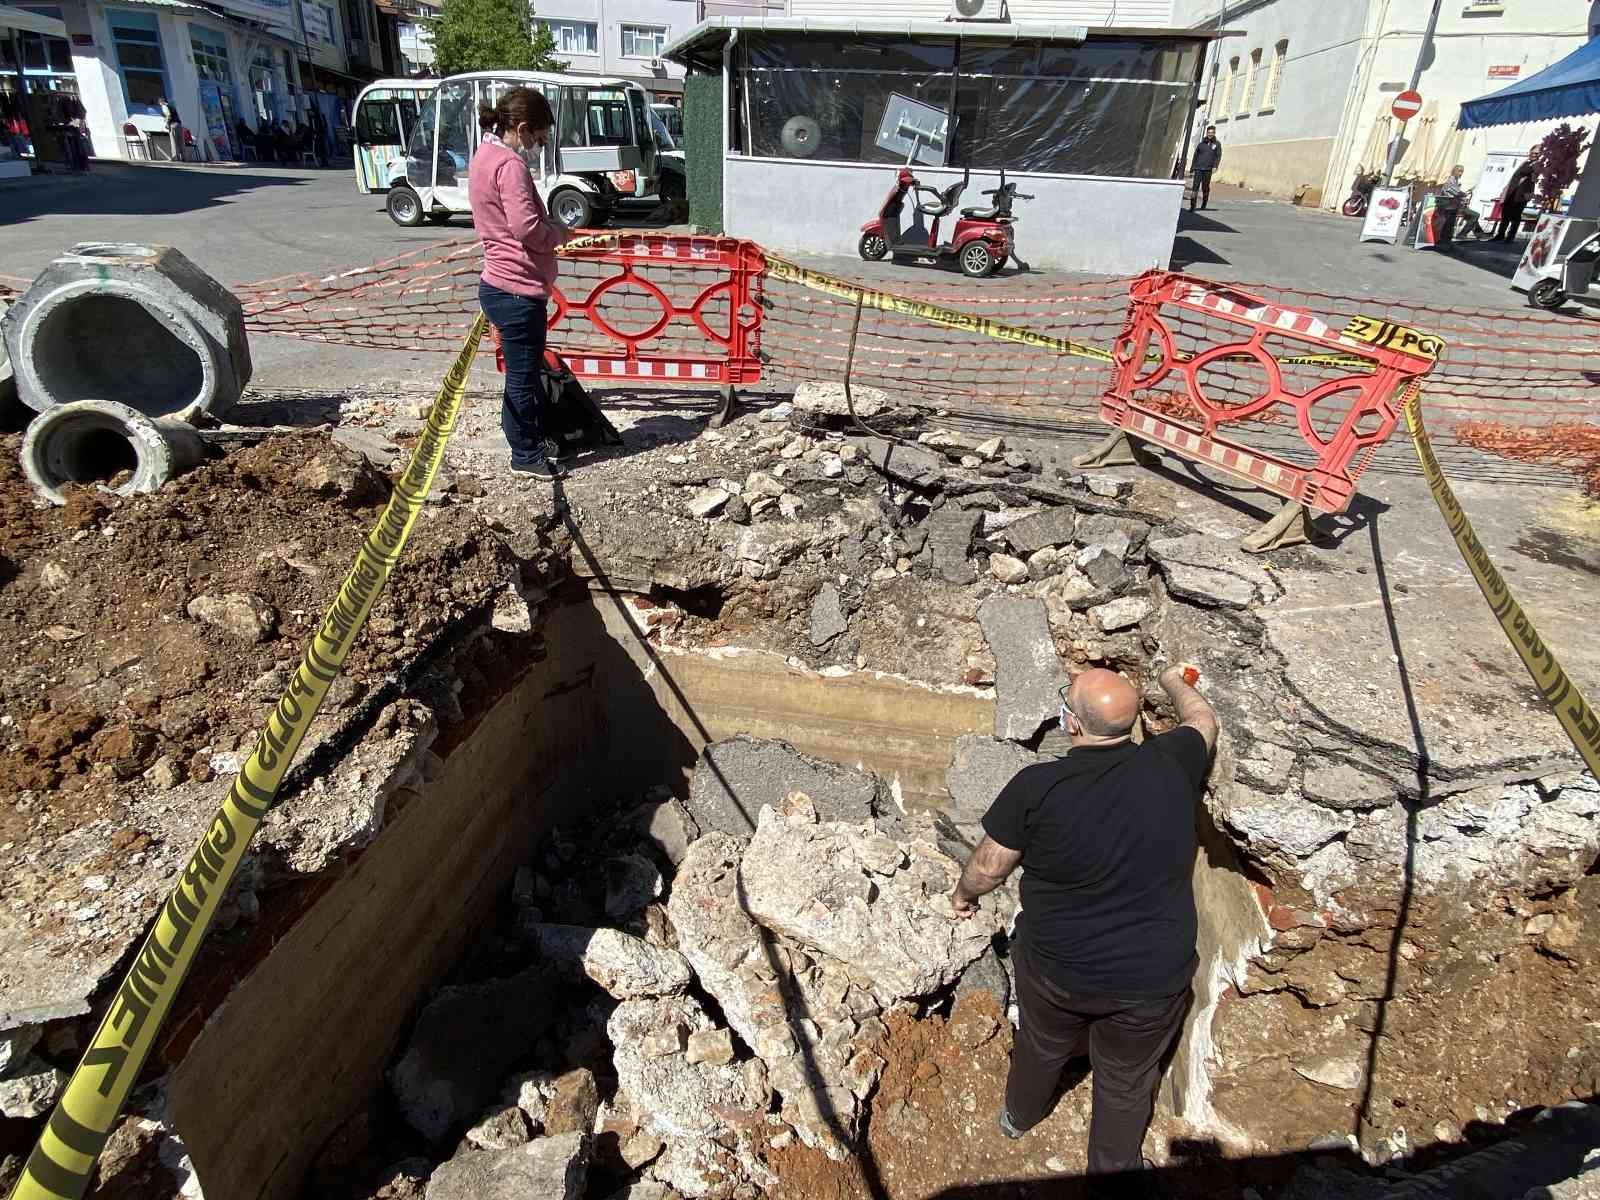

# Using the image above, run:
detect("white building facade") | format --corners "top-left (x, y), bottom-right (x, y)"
top-left (50, 0), bottom-right (379, 164)
top-left (532, 0), bottom-right (696, 98)
top-left (1171, 0), bottom-right (1594, 207)
top-left (784, 0), bottom-right (1169, 21)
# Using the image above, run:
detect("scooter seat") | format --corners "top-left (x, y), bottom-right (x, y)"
top-left (961, 206), bottom-right (999, 219)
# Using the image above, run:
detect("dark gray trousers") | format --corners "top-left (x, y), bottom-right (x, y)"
top-left (1005, 938), bottom-right (1192, 1176)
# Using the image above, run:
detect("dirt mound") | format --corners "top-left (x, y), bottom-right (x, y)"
top-left (0, 430), bottom-right (510, 858)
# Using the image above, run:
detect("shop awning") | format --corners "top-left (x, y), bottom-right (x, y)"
top-left (0, 3), bottom-right (67, 36)
top-left (1460, 36), bottom-right (1600, 130)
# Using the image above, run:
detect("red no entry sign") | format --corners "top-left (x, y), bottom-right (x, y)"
top-left (1392, 90), bottom-right (1423, 121)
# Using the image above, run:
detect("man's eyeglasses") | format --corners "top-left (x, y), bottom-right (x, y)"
top-left (1058, 684), bottom-right (1076, 727)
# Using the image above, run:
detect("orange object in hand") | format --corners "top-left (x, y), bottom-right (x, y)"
top-left (1182, 665), bottom-right (1200, 687)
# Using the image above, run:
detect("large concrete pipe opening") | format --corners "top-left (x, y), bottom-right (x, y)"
top-left (5, 243), bottom-right (249, 421)
top-left (20, 397), bottom-right (207, 503)
top-left (25, 290), bottom-right (209, 415)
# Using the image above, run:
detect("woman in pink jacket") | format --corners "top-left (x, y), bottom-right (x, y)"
top-left (470, 87), bottom-right (575, 480)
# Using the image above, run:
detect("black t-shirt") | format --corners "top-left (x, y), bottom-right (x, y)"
top-left (982, 727), bottom-right (1207, 998)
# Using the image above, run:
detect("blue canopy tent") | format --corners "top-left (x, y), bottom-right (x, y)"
top-left (1460, 37), bottom-right (1600, 129)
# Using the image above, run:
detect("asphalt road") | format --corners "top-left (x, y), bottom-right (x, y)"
top-left (0, 163), bottom-right (1565, 390)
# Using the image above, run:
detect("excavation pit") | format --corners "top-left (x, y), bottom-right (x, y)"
top-left (0, 391), bottom-right (1596, 1200)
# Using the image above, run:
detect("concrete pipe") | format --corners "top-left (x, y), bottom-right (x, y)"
top-left (20, 399), bottom-right (208, 505)
top-left (1, 243), bottom-right (252, 423)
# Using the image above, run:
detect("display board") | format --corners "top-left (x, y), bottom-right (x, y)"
top-left (1360, 186), bottom-right (1409, 243)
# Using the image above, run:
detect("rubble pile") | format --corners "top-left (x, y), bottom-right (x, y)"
top-left (298, 737), bottom-right (1011, 1200)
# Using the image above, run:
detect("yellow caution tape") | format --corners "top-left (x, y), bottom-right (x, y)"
top-left (1403, 390), bottom-right (1600, 778)
top-left (1343, 315), bottom-right (1445, 362)
top-left (7, 315), bottom-right (488, 1200)
top-left (763, 252), bottom-right (1116, 364)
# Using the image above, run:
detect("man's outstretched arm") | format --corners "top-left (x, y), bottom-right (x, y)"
top-left (953, 834), bottom-right (1023, 917)
top-left (1160, 664), bottom-right (1219, 755)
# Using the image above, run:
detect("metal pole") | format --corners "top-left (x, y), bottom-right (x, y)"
top-left (1383, 0), bottom-right (1443, 186)
top-left (1204, 1), bottom-right (1225, 113)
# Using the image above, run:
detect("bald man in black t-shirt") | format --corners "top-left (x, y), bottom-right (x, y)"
top-left (952, 666), bottom-right (1218, 1191)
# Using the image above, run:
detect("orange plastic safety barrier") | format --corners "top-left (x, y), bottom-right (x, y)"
top-left (1098, 271), bottom-right (1442, 515)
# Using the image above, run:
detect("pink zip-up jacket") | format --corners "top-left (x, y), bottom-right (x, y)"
top-left (469, 135), bottom-right (569, 299)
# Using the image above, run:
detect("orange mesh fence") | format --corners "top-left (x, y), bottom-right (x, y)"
top-left (10, 243), bottom-right (1599, 491)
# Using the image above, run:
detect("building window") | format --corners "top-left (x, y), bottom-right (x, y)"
top-left (189, 25), bottom-right (232, 83)
top-left (1262, 39), bottom-right (1286, 111)
top-left (538, 19), bottom-right (596, 55)
top-left (107, 9), bottom-right (169, 113)
top-left (1238, 47), bottom-right (1260, 115)
top-left (742, 35), bottom-right (1203, 180)
top-left (620, 23), bottom-right (667, 60)
top-left (1217, 55), bottom-right (1236, 119)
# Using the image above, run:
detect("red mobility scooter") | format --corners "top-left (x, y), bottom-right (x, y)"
top-left (857, 167), bottom-right (1032, 277)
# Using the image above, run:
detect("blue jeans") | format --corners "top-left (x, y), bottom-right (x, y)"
top-left (478, 281), bottom-right (549, 465)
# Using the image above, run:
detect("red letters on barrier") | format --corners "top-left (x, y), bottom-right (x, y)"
top-left (1099, 271), bottom-right (1440, 515)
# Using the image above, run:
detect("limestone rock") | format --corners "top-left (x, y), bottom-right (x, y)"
top-left (294, 446), bottom-right (387, 505)
top-left (463, 1106), bottom-right (530, 1151)
top-left (1026, 547), bottom-right (1060, 580)
top-left (1002, 507), bottom-right (1077, 556)
top-left (539, 1068), bottom-right (600, 1136)
top-left (606, 854), bottom-right (665, 921)
top-left (1147, 533), bottom-right (1282, 608)
top-left (0, 1027), bottom-right (40, 1076)
top-left (946, 734), bottom-right (1049, 825)
top-left (989, 553), bottom-right (1029, 585)
top-left (794, 380), bottom-right (888, 418)
top-left (1302, 762), bottom-right (1396, 812)
top-left (332, 426), bottom-right (402, 470)
top-left (978, 594), bottom-right (1068, 742)
top-left (609, 995), bottom-right (762, 1141)
top-left (687, 735), bottom-right (883, 836)
top-left (982, 507), bottom-right (1039, 536)
top-left (489, 586), bottom-right (534, 633)
top-left (927, 506), bottom-right (981, 585)
top-left (1089, 594), bottom-right (1154, 632)
top-left (685, 1028), bottom-right (735, 1066)
top-left (186, 591), bottom-right (277, 643)
top-left (686, 488), bottom-right (729, 519)
top-left (1293, 1058), bottom-right (1365, 1091)
top-left (633, 797), bottom-right (699, 867)
top-left (809, 584), bottom-right (848, 647)
top-left (423, 1132), bottom-right (588, 1200)
top-left (740, 801), bottom-right (998, 1003)
top-left (0, 1057), bottom-right (64, 1118)
top-left (525, 924), bottom-right (692, 999)
top-left (390, 969), bottom-right (556, 1140)
top-left (666, 831), bottom-right (889, 1158)
top-left (1220, 785), bottom-right (1354, 866)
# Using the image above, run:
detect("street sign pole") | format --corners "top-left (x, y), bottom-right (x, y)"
top-left (1383, 0), bottom-right (1443, 186)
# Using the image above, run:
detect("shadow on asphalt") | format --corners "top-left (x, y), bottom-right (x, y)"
top-left (1169, 235), bottom-right (1229, 270)
top-left (2, 161), bottom-right (317, 224)
top-left (1176, 209), bottom-right (1236, 235)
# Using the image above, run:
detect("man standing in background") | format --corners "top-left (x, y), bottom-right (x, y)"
top-left (1495, 148), bottom-right (1540, 242)
top-left (1190, 126), bottom-right (1222, 211)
